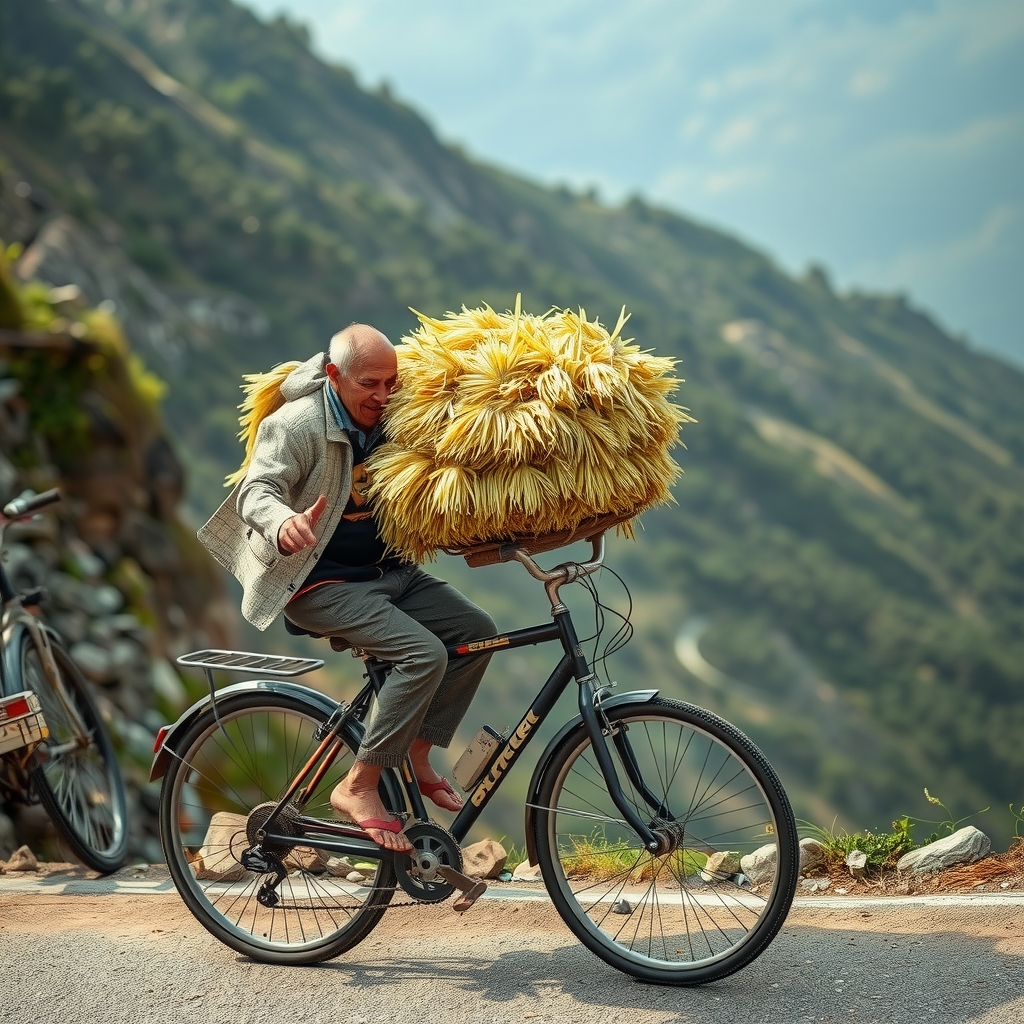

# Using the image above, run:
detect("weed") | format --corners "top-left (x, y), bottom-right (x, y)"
top-left (800, 816), bottom-right (916, 871)
top-left (557, 828), bottom-right (707, 882)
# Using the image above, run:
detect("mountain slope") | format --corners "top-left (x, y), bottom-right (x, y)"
top-left (2, 0), bottom-right (1023, 846)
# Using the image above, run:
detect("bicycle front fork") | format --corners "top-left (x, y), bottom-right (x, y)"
top-left (556, 609), bottom-right (673, 855)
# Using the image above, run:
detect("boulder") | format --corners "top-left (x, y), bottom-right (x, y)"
top-left (897, 826), bottom-right (991, 875)
top-left (190, 812), bottom-right (249, 882)
top-left (799, 837), bottom-right (828, 874)
top-left (700, 850), bottom-right (741, 882)
top-left (283, 846), bottom-right (329, 873)
top-left (740, 842), bottom-right (778, 884)
top-left (463, 838), bottom-right (507, 879)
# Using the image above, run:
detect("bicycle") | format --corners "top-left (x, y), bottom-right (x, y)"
top-left (152, 533), bottom-right (798, 984)
top-left (0, 488), bottom-right (129, 873)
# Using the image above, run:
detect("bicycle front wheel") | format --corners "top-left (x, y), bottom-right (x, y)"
top-left (533, 697), bottom-right (798, 985)
top-left (159, 690), bottom-right (397, 965)
top-left (20, 635), bottom-right (129, 873)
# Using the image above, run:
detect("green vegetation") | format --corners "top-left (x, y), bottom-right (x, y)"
top-left (558, 831), bottom-right (707, 882)
top-left (1, 0), bottom-right (1022, 849)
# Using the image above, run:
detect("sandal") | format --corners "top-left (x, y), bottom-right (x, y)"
top-left (417, 776), bottom-right (463, 810)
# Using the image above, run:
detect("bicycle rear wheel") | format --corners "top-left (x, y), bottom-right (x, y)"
top-left (159, 690), bottom-right (397, 965)
top-left (19, 634), bottom-right (128, 873)
top-left (532, 697), bottom-right (798, 985)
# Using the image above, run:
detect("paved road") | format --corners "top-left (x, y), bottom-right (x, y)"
top-left (1, 867), bottom-right (1022, 1024)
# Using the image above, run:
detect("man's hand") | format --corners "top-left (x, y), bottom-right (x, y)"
top-left (277, 494), bottom-right (327, 554)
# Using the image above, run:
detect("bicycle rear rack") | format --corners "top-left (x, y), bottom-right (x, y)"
top-left (176, 649), bottom-right (324, 676)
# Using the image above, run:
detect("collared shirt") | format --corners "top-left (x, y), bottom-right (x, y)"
top-left (326, 382), bottom-right (383, 452)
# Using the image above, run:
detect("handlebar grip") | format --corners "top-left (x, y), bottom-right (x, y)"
top-left (3, 487), bottom-right (61, 519)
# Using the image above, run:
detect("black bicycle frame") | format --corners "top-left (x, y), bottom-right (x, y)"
top-left (260, 610), bottom-right (663, 860)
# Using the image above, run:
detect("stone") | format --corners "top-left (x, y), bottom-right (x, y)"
top-left (150, 658), bottom-right (188, 706)
top-left (283, 846), bottom-right (329, 873)
top-left (800, 877), bottom-right (831, 892)
top-left (700, 850), bottom-right (741, 882)
top-left (511, 859), bottom-right (543, 882)
top-left (191, 812), bottom-right (250, 882)
top-left (326, 857), bottom-right (355, 877)
top-left (799, 837), bottom-right (828, 874)
top-left (897, 826), bottom-right (991, 875)
top-left (346, 870), bottom-right (367, 884)
top-left (846, 849), bottom-right (868, 878)
top-left (69, 641), bottom-right (114, 684)
top-left (5, 845), bottom-right (39, 872)
top-left (462, 838), bottom-right (507, 879)
top-left (740, 842), bottom-right (778, 884)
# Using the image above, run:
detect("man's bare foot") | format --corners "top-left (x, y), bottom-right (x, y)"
top-left (410, 739), bottom-right (463, 812)
top-left (330, 762), bottom-right (412, 853)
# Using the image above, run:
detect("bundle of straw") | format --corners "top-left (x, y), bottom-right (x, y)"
top-left (367, 298), bottom-right (693, 562)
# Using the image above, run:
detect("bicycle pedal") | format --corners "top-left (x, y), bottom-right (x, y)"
top-left (434, 865), bottom-right (487, 913)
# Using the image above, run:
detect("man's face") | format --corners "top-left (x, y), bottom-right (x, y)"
top-left (327, 348), bottom-right (399, 431)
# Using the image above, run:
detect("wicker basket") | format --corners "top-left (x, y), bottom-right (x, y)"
top-left (446, 510), bottom-right (634, 567)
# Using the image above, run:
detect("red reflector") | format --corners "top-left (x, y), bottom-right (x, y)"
top-left (153, 725), bottom-right (169, 753)
top-left (0, 696), bottom-right (31, 721)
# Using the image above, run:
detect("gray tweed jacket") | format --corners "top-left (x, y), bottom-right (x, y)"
top-left (197, 353), bottom-right (354, 630)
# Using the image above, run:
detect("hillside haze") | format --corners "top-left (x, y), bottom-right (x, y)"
top-left (2, 0), bottom-right (1023, 846)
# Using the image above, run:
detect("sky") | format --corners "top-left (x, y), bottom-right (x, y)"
top-left (245, 0), bottom-right (1024, 368)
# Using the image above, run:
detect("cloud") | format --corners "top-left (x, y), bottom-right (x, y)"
top-left (848, 68), bottom-right (890, 98)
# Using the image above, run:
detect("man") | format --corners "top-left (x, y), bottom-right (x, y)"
top-left (199, 324), bottom-right (495, 852)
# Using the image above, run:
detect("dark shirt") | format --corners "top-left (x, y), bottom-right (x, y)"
top-left (293, 396), bottom-right (400, 597)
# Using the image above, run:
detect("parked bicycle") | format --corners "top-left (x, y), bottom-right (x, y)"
top-left (153, 533), bottom-right (798, 985)
top-left (0, 488), bottom-right (129, 873)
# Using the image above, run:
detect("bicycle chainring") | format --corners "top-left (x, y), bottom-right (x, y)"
top-left (394, 821), bottom-right (463, 903)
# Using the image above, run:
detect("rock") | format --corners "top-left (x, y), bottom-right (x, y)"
top-left (462, 838), bottom-right (507, 879)
top-left (283, 846), bottom-right (329, 873)
top-left (740, 842), bottom-right (778, 884)
top-left (346, 870), bottom-right (367, 884)
top-left (846, 849), bottom-right (868, 878)
top-left (700, 850), bottom-right (741, 882)
top-left (69, 641), bottom-right (114, 684)
top-left (191, 812), bottom-right (249, 882)
top-left (611, 898), bottom-right (632, 914)
top-left (800, 877), bottom-right (831, 892)
top-left (5, 845), bottom-right (39, 872)
top-left (150, 658), bottom-right (188, 706)
top-left (799, 837), bottom-right (828, 874)
top-left (897, 826), bottom-right (991, 875)
top-left (511, 859), bottom-right (543, 882)
top-left (326, 857), bottom-right (355, 877)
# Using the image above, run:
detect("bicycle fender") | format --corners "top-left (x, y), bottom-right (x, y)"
top-left (523, 688), bottom-right (658, 867)
top-left (149, 679), bottom-right (341, 782)
top-left (1, 621), bottom-right (65, 695)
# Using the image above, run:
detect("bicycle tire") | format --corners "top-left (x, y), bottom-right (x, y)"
top-left (159, 689), bottom-right (397, 965)
top-left (19, 634), bottom-right (129, 873)
top-left (532, 697), bottom-right (798, 985)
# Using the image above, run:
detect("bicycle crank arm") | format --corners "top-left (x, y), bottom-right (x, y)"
top-left (434, 865), bottom-right (487, 912)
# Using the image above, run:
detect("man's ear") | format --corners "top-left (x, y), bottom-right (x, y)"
top-left (325, 362), bottom-right (340, 385)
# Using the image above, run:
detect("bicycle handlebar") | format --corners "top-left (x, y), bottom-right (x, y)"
top-left (2, 488), bottom-right (61, 521)
top-left (505, 533), bottom-right (606, 607)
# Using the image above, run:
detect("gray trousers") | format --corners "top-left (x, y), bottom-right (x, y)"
top-left (284, 565), bottom-right (496, 768)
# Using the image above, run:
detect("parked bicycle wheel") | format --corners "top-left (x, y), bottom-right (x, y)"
top-left (532, 697), bottom-right (798, 985)
top-left (19, 634), bottom-right (128, 873)
top-left (159, 690), bottom-right (397, 965)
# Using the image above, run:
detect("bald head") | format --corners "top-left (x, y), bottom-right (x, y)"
top-left (326, 323), bottom-right (398, 431)
top-left (329, 323), bottom-right (393, 375)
